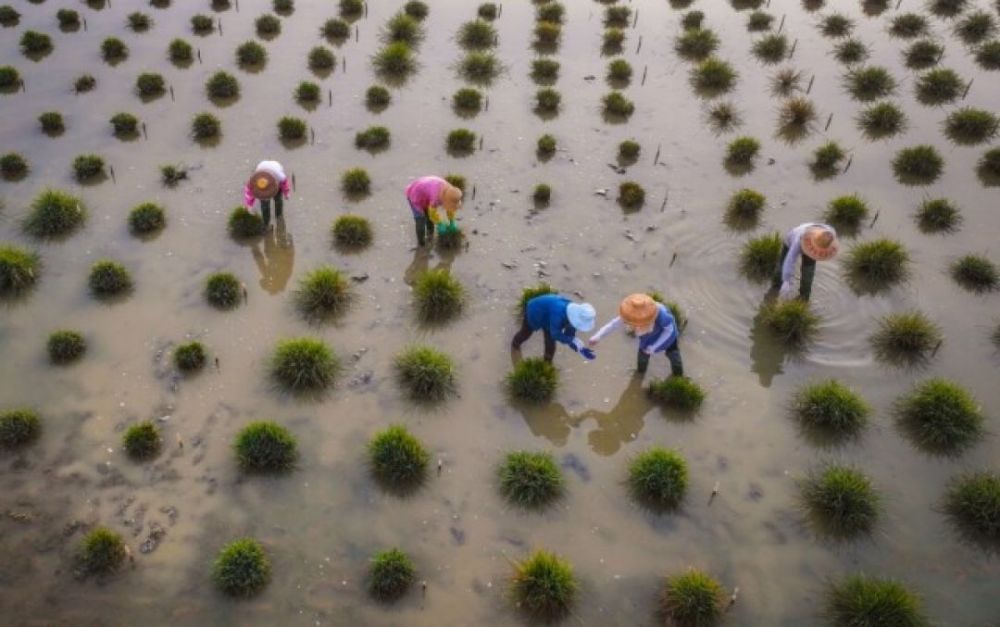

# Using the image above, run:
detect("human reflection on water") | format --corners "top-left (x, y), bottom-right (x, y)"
top-left (403, 246), bottom-right (456, 287)
top-left (250, 217), bottom-right (294, 294)
top-left (749, 288), bottom-right (792, 387)
top-left (572, 373), bottom-right (652, 456)
top-left (514, 400), bottom-right (574, 447)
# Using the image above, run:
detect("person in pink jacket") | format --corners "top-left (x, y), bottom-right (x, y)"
top-left (243, 160), bottom-right (291, 227)
top-left (404, 176), bottom-right (463, 246)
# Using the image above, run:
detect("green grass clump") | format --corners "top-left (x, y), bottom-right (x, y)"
top-left (384, 12), bottom-right (423, 46)
top-left (190, 14), bottom-right (213, 33)
top-left (205, 272), bottom-right (241, 310)
top-left (518, 283), bottom-right (557, 315)
top-left (322, 18), bottom-right (350, 40)
top-left (24, 190), bottom-right (85, 239)
top-left (537, 1), bottom-right (564, 23)
top-left (895, 378), bottom-right (984, 455)
top-left (531, 58), bottom-right (559, 84)
top-left (213, 539), bottom-right (270, 597)
top-left (295, 266), bottom-right (351, 320)
top-left (929, 0), bottom-right (967, 18)
top-left (57, 9), bottom-right (80, 28)
top-left (904, 39), bottom-right (943, 70)
top-left (648, 376), bottom-right (706, 412)
top-left (955, 11), bottom-right (996, 45)
top-left (725, 188), bottom-right (765, 228)
top-left (950, 254), bottom-right (998, 293)
top-left (975, 40), bottom-right (1000, 70)
top-left (533, 184), bottom-right (551, 205)
top-left (0, 245), bottom-right (39, 296)
top-left (88, 260), bottom-right (131, 299)
top-left (452, 87), bottom-right (483, 114)
top-left (228, 207), bottom-right (265, 239)
top-left (20, 30), bottom-right (52, 55)
top-left (778, 97), bottom-right (816, 131)
top-left (915, 198), bottom-right (961, 233)
top-left (747, 10), bottom-right (774, 31)
top-left (413, 269), bottom-right (464, 323)
top-left (607, 58), bottom-right (632, 83)
top-left (844, 66), bottom-right (895, 101)
top-left (0, 153), bottom-right (27, 178)
top-left (603, 28), bottom-right (625, 52)
top-left (405, 0), bottom-right (429, 20)
top-left (46, 330), bottom-right (85, 364)
top-left (892, 145), bottom-right (943, 185)
top-left (206, 71), bottom-right (240, 99)
top-left (822, 195), bottom-right (868, 236)
top-left (74, 74), bottom-right (96, 93)
top-left (277, 116), bottom-right (306, 141)
top-left (510, 550), bottom-right (578, 621)
top-left (101, 37), bottom-right (127, 62)
top-left (0, 65), bottom-right (19, 90)
top-left (915, 68), bottom-right (963, 105)
top-left (331, 215), bottom-right (372, 249)
top-left (499, 451), bottom-right (563, 509)
top-left (834, 39), bottom-right (868, 64)
top-left (368, 549), bottom-right (415, 601)
top-left (604, 4), bottom-right (631, 27)
top-left (535, 88), bottom-right (560, 113)
top-left (373, 42), bottom-right (416, 77)
top-left (506, 358), bottom-right (558, 402)
top-left (191, 112), bottom-right (221, 140)
top-left (943, 108), bottom-right (998, 145)
top-left (603, 91), bottom-right (635, 117)
top-left (459, 51), bottom-right (501, 84)
top-left (889, 13), bottom-right (928, 38)
top-left (73, 154), bottom-right (105, 182)
top-left (354, 126), bottom-right (390, 150)
top-left (478, 3), bottom-right (498, 20)
top-left (274, 0), bottom-right (294, 15)
top-left (340, 0), bottom-right (363, 18)
top-left (78, 527), bottom-right (126, 576)
top-left (127, 12), bottom-right (152, 32)
top-left (169, 38), bottom-right (193, 64)
top-left (793, 380), bottom-right (870, 439)
top-left (308, 46), bottom-right (335, 71)
top-left (628, 447), bottom-right (688, 511)
top-left (459, 19), bottom-right (496, 49)
top-left (810, 142), bottom-right (846, 178)
top-left (537, 134), bottom-right (557, 157)
top-left (270, 338), bottom-right (338, 392)
top-left (943, 471), bottom-right (1000, 547)
top-left (255, 13), bottom-right (281, 37)
top-left (341, 167), bottom-right (371, 195)
top-left (234, 421), bottom-right (297, 471)
top-left (690, 57), bottom-right (737, 94)
top-left (174, 341), bottom-right (206, 372)
top-left (366, 85), bottom-right (391, 109)
top-left (821, 13), bottom-right (853, 37)
top-left (135, 73), bottom-right (165, 98)
top-left (236, 40), bottom-right (267, 67)
top-left (368, 425), bottom-right (430, 490)
top-left (762, 300), bottom-right (819, 348)
top-left (446, 128), bottom-right (477, 153)
top-left (534, 21), bottom-right (561, 48)
top-left (980, 147), bottom-right (1000, 182)
top-left (800, 465), bottom-right (879, 538)
top-left (844, 239), bottom-right (910, 292)
top-left (826, 576), bottom-right (928, 626)
top-left (739, 232), bottom-right (782, 282)
top-left (109, 112), bottom-right (139, 138)
top-left (660, 570), bottom-right (725, 627)
top-left (724, 136), bottom-right (760, 170)
top-left (618, 140), bottom-right (641, 161)
top-left (682, 10), bottom-right (705, 30)
top-left (617, 181), bottom-right (645, 210)
top-left (0, 409), bottom-right (40, 449)
top-left (0, 6), bottom-right (19, 26)
top-left (122, 421), bottom-right (160, 460)
top-left (753, 33), bottom-right (788, 63)
top-left (708, 101), bottom-right (742, 131)
top-left (162, 165), bottom-right (188, 184)
top-left (857, 101), bottom-right (906, 139)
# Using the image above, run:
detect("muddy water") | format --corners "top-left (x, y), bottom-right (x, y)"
top-left (1, 0), bottom-right (998, 624)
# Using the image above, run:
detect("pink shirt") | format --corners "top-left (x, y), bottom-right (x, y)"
top-left (243, 160), bottom-right (291, 208)
top-left (405, 176), bottom-right (447, 214)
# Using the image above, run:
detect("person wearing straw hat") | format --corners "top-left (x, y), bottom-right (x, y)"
top-left (512, 293), bottom-right (597, 362)
top-left (772, 223), bottom-right (839, 300)
top-left (405, 175), bottom-right (463, 247)
top-left (588, 293), bottom-right (683, 376)
top-left (243, 160), bottom-right (291, 227)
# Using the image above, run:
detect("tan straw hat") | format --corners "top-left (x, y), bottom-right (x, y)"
top-left (801, 227), bottom-right (839, 261)
top-left (441, 184), bottom-right (463, 214)
top-left (619, 293), bottom-right (658, 332)
top-left (249, 171), bottom-right (279, 200)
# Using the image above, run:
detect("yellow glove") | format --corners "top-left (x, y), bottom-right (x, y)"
top-left (426, 205), bottom-right (442, 224)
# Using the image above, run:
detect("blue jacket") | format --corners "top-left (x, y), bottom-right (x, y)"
top-left (525, 294), bottom-right (577, 346)
top-left (638, 304), bottom-right (678, 353)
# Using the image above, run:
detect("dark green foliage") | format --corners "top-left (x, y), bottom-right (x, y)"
top-left (892, 145), bottom-right (944, 185)
top-left (394, 346), bottom-right (456, 401)
top-left (452, 87), bottom-right (483, 113)
top-left (368, 549), bottom-right (415, 601)
top-left (271, 338), bottom-right (339, 392)
top-left (835, 39), bottom-right (868, 64)
top-left (535, 88), bottom-right (560, 113)
top-left (404, 1), bottom-right (429, 20)
top-left (725, 188), bottom-right (765, 228)
top-left (446, 129), bottom-right (476, 153)
top-left (975, 40), bottom-right (1000, 70)
top-left (295, 266), bottom-right (351, 320)
top-left (607, 58), bottom-right (632, 83)
top-left (295, 81), bottom-right (320, 104)
top-left (74, 74), bottom-right (96, 92)
top-left (0, 409), bottom-right (40, 448)
top-left (955, 11), bottom-right (996, 45)
top-left (78, 528), bottom-right (126, 575)
top-left (459, 19), bottom-right (495, 49)
top-left (23, 189), bottom-right (85, 238)
top-left (510, 550), bottom-right (578, 621)
top-left (235, 421), bottom-right (297, 471)
top-left (236, 40), bottom-right (267, 67)
top-left (478, 3), bottom-right (497, 20)
top-left (368, 425), bottom-right (430, 489)
top-left (929, 0), bottom-right (967, 18)
top-left (619, 140), bottom-right (641, 161)
top-left (618, 181), bottom-right (645, 209)
top-left (205, 272), bottom-right (241, 309)
top-left (135, 73), bottom-right (165, 97)
top-left (355, 126), bottom-right (390, 150)
top-left (20, 30), bottom-right (53, 55)
top-left (895, 379), bottom-right (984, 455)
top-left (341, 168), bottom-right (370, 195)
top-left (373, 42), bottom-right (416, 77)
top-left (531, 58), bottom-right (559, 84)
top-left (725, 136), bottom-right (760, 169)
top-left (277, 117), bottom-right (306, 141)
top-left (57, 9), bottom-right (80, 27)
top-left (384, 12), bottom-right (423, 46)
top-left (801, 465), bottom-right (879, 538)
top-left (821, 13), bottom-right (853, 38)
top-left (206, 71), bottom-right (240, 99)
top-left (332, 215), bottom-right (373, 248)
top-left (845, 66), bottom-right (895, 101)
top-left (88, 260), bottom-right (131, 298)
top-left (160, 164), bottom-right (186, 187)
top-left (0, 65), bottom-right (20, 89)
top-left (603, 91), bottom-right (635, 117)
top-left (980, 147), bottom-right (1000, 182)
top-left (0, 153), bottom-right (27, 178)
top-left (537, 134), bottom-right (557, 156)
top-left (101, 37), bottom-right (127, 62)
top-left (213, 539), bottom-right (270, 597)
top-left (128, 203), bottom-right (165, 236)
top-left (708, 101), bottom-right (742, 131)
top-left (127, 12), bottom-right (151, 32)
top-left (857, 101), bottom-right (906, 139)
top-left (322, 18), bottom-right (350, 40)
top-left (308, 46), bottom-right (335, 71)
top-left (890, 13), bottom-right (928, 38)
top-left (533, 184), bottom-right (551, 204)
top-left (365, 85), bottom-right (391, 108)
top-left (826, 576), bottom-right (928, 626)
top-left (110, 112), bottom-right (138, 137)
top-left (753, 33), bottom-right (788, 63)
top-left (761, 300), bottom-right (820, 348)
top-left (459, 51), bottom-right (501, 83)
top-left (174, 341), bottom-right (206, 372)
top-left (506, 358), bottom-right (558, 402)
top-left (870, 311), bottom-right (942, 367)
top-left (660, 570), bottom-right (725, 627)
top-left (191, 14), bottom-right (213, 33)
top-left (603, 28), bottom-right (625, 52)
top-left (904, 40), bottom-right (943, 70)
top-left (844, 239), bottom-right (911, 291)
top-left (122, 421), bottom-right (160, 460)
top-left (228, 207), bottom-right (264, 239)
top-left (779, 97), bottom-right (816, 130)
top-left (823, 195), bottom-right (868, 235)
top-left (518, 283), bottom-right (556, 315)
top-left (605, 4), bottom-right (631, 28)
top-left (793, 380), bottom-right (870, 439)
top-left (739, 232), bottom-right (782, 282)
top-left (944, 471), bottom-right (1000, 547)
top-left (628, 447), bottom-right (688, 511)
top-left (169, 39), bottom-right (193, 63)
top-left (191, 112), bottom-right (221, 139)
top-left (0, 6), bottom-right (19, 26)
top-left (537, 1), bottom-right (564, 23)
top-left (811, 142), bottom-right (846, 178)
top-left (534, 21), bottom-right (561, 47)
top-left (413, 269), bottom-right (464, 323)
top-left (255, 13), bottom-right (280, 37)
top-left (0, 245), bottom-right (39, 296)
top-left (273, 0), bottom-right (293, 15)
top-left (682, 10), bottom-right (705, 30)
top-left (747, 10), bottom-right (774, 31)
top-left (690, 56), bottom-right (737, 95)
top-left (943, 108), bottom-right (998, 145)
top-left (648, 376), bottom-right (706, 412)
top-left (498, 451), bottom-right (563, 508)
top-left (914, 68), bottom-right (963, 105)
top-left (950, 255), bottom-right (998, 293)
top-left (916, 198), bottom-right (961, 233)
top-left (73, 154), bottom-right (104, 181)
top-left (339, 0), bottom-right (363, 18)
top-left (211, 0), bottom-right (232, 9)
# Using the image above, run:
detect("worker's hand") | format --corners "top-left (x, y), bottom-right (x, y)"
top-left (778, 281), bottom-right (794, 300)
top-left (579, 347), bottom-right (597, 361)
top-left (642, 347), bottom-right (654, 356)
top-left (587, 337), bottom-right (599, 347)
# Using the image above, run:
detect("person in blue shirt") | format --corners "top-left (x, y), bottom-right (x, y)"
top-left (511, 294), bottom-right (597, 362)
top-left (588, 293), bottom-right (683, 376)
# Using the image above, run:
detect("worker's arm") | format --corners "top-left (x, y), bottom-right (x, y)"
top-left (279, 178), bottom-right (291, 199)
top-left (644, 316), bottom-right (677, 354)
top-left (779, 236), bottom-right (802, 299)
top-left (588, 317), bottom-right (623, 345)
top-left (242, 184), bottom-right (256, 208)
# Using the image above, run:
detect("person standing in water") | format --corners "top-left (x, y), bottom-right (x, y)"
top-left (512, 293), bottom-right (597, 362)
top-left (772, 223), bottom-right (839, 300)
top-left (404, 176), bottom-right (463, 247)
top-left (588, 293), bottom-right (683, 376)
top-left (243, 160), bottom-right (291, 227)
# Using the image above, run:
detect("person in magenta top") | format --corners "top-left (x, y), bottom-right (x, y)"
top-left (405, 176), bottom-right (463, 246)
top-left (243, 160), bottom-right (291, 227)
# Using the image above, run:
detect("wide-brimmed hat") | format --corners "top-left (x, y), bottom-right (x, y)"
top-left (566, 302), bottom-right (596, 332)
top-left (248, 170), bottom-right (279, 200)
top-left (619, 293), bottom-right (658, 332)
top-left (801, 227), bottom-right (838, 261)
top-left (441, 184), bottom-right (463, 214)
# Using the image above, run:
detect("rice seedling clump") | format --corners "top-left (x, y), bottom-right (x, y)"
top-left (331, 215), bottom-right (372, 249)
top-left (213, 538), bottom-right (270, 597)
top-left (845, 66), bottom-right (895, 101)
top-left (753, 34), bottom-right (789, 63)
top-left (628, 447), bottom-right (689, 511)
top-left (979, 147), bottom-right (1000, 182)
top-left (761, 300), bottom-right (819, 348)
top-left (234, 421), bottom-right (298, 472)
top-left (821, 14), bottom-right (853, 38)
top-left (206, 71), bottom-right (240, 99)
top-left (793, 380), bottom-right (870, 440)
top-left (857, 101), bottom-right (906, 139)
top-left (950, 255), bottom-right (998, 293)
top-left (914, 68), bottom-right (963, 105)
top-left (834, 39), bottom-right (868, 64)
top-left (308, 46), bottom-right (335, 71)
top-left (603, 91), bottom-right (635, 117)
top-left (24, 189), bottom-right (86, 239)
top-left (943, 471), bottom-right (1000, 547)
top-left (446, 129), bottom-right (476, 153)
top-left (190, 14), bottom-right (213, 33)
top-left (368, 425), bottom-right (430, 490)
top-left (870, 311), bottom-right (942, 367)
top-left (844, 239), bottom-right (910, 292)
top-left (384, 13), bottom-right (424, 46)
top-left (825, 575), bottom-right (928, 626)
top-left (0, 408), bottom-right (40, 449)
top-left (174, 341), bottom-right (206, 372)
top-left (506, 358), bottom-right (558, 402)
top-left (810, 142), bottom-right (845, 178)
top-left (895, 378), bottom-right (984, 455)
top-left (405, 1), bottom-right (429, 20)
top-left (38, 112), bottom-right (64, 135)
top-left (20, 30), bottom-right (53, 55)
top-left (47, 330), bottom-right (86, 364)
top-left (724, 136), bottom-right (760, 170)
top-left (236, 41), bottom-right (267, 67)
top-left (88, 260), bottom-right (132, 299)
top-left (122, 421), bottom-right (161, 460)
top-left (295, 266), bottom-right (351, 320)
top-left (739, 232), bottom-right (782, 282)
top-left (255, 14), bottom-right (281, 37)
top-left (204, 272), bottom-right (241, 309)
top-left (537, 134), bottom-right (557, 156)
top-left (892, 145), bottom-right (944, 185)
top-left (915, 198), bottom-right (961, 233)
top-left (135, 73), bottom-right (165, 97)
top-left (690, 57), bottom-right (738, 94)
top-left (110, 112), bottom-right (139, 138)
top-left (518, 283), bottom-right (557, 315)
top-left (478, 3), bottom-right (497, 21)
top-left (368, 549), bottom-right (415, 601)
top-left (169, 39), bottom-right (193, 63)
top-left (975, 40), bottom-right (1000, 70)
top-left (191, 113), bottom-right (221, 140)
top-left (72, 154), bottom-right (105, 182)
top-left (618, 182), bottom-right (645, 209)
top-left (533, 184), bottom-right (551, 204)
top-left (955, 11), bottom-right (997, 45)
top-left (660, 570), bottom-right (726, 627)
top-left (823, 195), bottom-right (868, 235)
top-left (413, 269), bottom-right (464, 323)
top-left (648, 376), bottom-right (706, 412)
top-left (800, 464), bottom-right (880, 538)
top-left (459, 51), bottom-right (501, 83)
top-left (0, 245), bottom-right (39, 297)
top-left (322, 18), bottom-right (350, 41)
top-left (228, 207), bottom-right (265, 239)
top-left (270, 338), bottom-right (339, 393)
top-left (509, 550), bottom-right (578, 621)
top-left (77, 527), bottom-right (127, 576)
top-left (0, 153), bottom-right (27, 178)
top-left (943, 108), bottom-right (999, 145)
top-left (394, 346), bottom-right (456, 402)
top-left (277, 117), bottom-right (306, 141)
top-left (889, 13), bottom-right (929, 38)
top-left (341, 168), bottom-right (371, 195)
top-left (904, 40), bottom-right (943, 70)
top-left (675, 28), bottom-right (719, 60)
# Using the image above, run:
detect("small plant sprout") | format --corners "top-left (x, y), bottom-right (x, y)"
top-left (78, 527), bottom-right (127, 576)
top-left (0, 66), bottom-right (20, 91)
top-left (122, 421), bottom-right (161, 460)
top-left (747, 10), bottom-right (774, 31)
top-left (761, 299), bottom-right (820, 348)
top-left (537, 134), bottom-right (557, 157)
top-left (753, 33), bottom-right (789, 63)
top-left (893, 145), bottom-right (944, 185)
top-left (478, 3), bottom-right (498, 20)
top-left (368, 425), bottom-right (430, 491)
top-left (725, 188), bottom-right (766, 229)
top-left (213, 538), bottom-right (270, 597)
top-left (660, 570), bottom-right (726, 627)
top-left (534, 21), bottom-right (561, 49)
top-left (204, 272), bottom-right (241, 310)
top-left (135, 73), bottom-right (165, 98)
top-left (459, 19), bottom-right (496, 49)
top-left (605, 4), bottom-right (631, 28)
top-left (979, 147), bottom-right (1000, 183)
top-left (793, 379), bottom-right (870, 442)
top-left (915, 68), bottom-right (964, 105)
top-left (607, 58), bottom-right (633, 85)
top-left (740, 232), bottom-right (783, 283)
top-left (904, 40), bottom-right (944, 71)
top-left (274, 0), bottom-right (294, 15)
top-left (844, 238), bottom-right (911, 293)
top-left (916, 198), bottom-right (961, 233)
top-left (506, 357), bottom-right (558, 402)
top-left (951, 255), bottom-right (998, 293)
top-left (74, 74), bottom-right (96, 93)
top-left (339, 0), bottom-right (363, 18)
top-left (228, 207), bottom-right (264, 239)
top-left (309, 46), bottom-right (335, 72)
top-left (368, 549), bottom-right (416, 602)
top-left (109, 113), bottom-right (139, 138)
top-left (160, 165), bottom-right (187, 187)
top-left (332, 215), bottom-right (373, 249)
top-left (128, 202), bottom-right (165, 236)
top-left (446, 128), bottom-right (477, 154)
top-left (618, 140), bottom-right (641, 162)
top-left (255, 13), bottom-right (281, 38)
top-left (724, 136), bottom-right (761, 172)
top-left (956, 11), bottom-right (997, 45)
top-left (944, 471), bottom-right (1000, 548)
top-left (354, 126), bottom-right (390, 152)
top-left (295, 81), bottom-right (321, 106)
top-left (890, 13), bottom-right (929, 38)
top-left (603, 28), bottom-right (626, 53)
top-left (821, 13), bottom-right (853, 38)
top-left (857, 101), bottom-right (906, 139)
top-left (510, 550), bottom-right (578, 622)
top-left (236, 41), bottom-right (267, 68)
top-left (682, 10), bottom-right (705, 30)
top-left (88, 260), bottom-right (132, 299)
top-left (373, 42), bottom-right (416, 78)
top-left (405, 0), bottom-right (429, 20)
top-left (452, 87), bottom-right (483, 115)
top-left (844, 66), bottom-right (896, 101)
top-left (498, 451), bottom-right (563, 509)
top-left (770, 68), bottom-right (802, 96)
top-left (341, 168), bottom-right (371, 197)
top-left (47, 330), bottom-right (85, 365)
top-left (235, 423), bottom-right (298, 471)
top-left (271, 337), bottom-right (339, 393)
top-left (57, 9), bottom-right (80, 29)
top-left (277, 117), bottom-right (307, 141)
top-left (648, 377), bottom-right (706, 412)
top-left (944, 108), bottom-right (999, 145)
top-left (459, 51), bottom-right (501, 84)
top-left (929, 0), bottom-right (968, 18)
top-left (413, 269), bottom-right (464, 323)
top-left (384, 12), bottom-right (423, 47)
top-left (690, 57), bottom-right (738, 95)
top-left (365, 85), bottom-right (391, 110)
top-left (628, 447), bottom-right (688, 511)
top-left (322, 18), bottom-right (350, 41)
top-left (191, 112), bottom-right (221, 140)
top-left (101, 37), bottom-right (128, 63)
top-left (823, 195), bottom-right (868, 236)
top-left (206, 71), bottom-right (240, 100)
top-left (174, 341), bottom-right (206, 372)
top-left (127, 12), bottom-right (152, 32)
top-left (0, 6), bottom-right (20, 27)
top-left (870, 311), bottom-right (942, 366)
top-left (169, 39), bottom-right (194, 65)
top-left (537, 1), bottom-right (565, 23)
top-left (23, 189), bottom-right (86, 239)
top-left (778, 97), bottom-right (817, 132)
top-left (617, 182), bottom-right (645, 210)
top-left (534, 88), bottom-right (561, 114)
top-left (897, 379), bottom-right (985, 454)
top-left (810, 142), bottom-right (846, 178)
top-left (800, 464), bottom-right (880, 539)
top-left (295, 266), bottom-right (351, 321)
top-left (531, 58), bottom-right (560, 84)
top-left (602, 91), bottom-right (636, 119)
top-left (0, 245), bottom-right (39, 297)
top-left (708, 101), bottom-right (742, 132)
top-left (533, 184), bottom-right (552, 205)
top-left (20, 30), bottom-right (53, 57)
top-left (0, 153), bottom-right (27, 179)
top-left (976, 40), bottom-right (1000, 70)
top-left (73, 154), bottom-right (105, 182)
top-left (0, 408), bottom-right (40, 449)
top-left (394, 346), bottom-right (456, 402)
top-left (191, 14), bottom-right (214, 34)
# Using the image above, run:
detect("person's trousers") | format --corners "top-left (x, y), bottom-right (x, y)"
top-left (511, 317), bottom-right (556, 362)
top-left (637, 339), bottom-right (684, 376)
top-left (414, 214), bottom-right (434, 246)
top-left (261, 194), bottom-right (284, 226)
top-left (772, 244), bottom-right (816, 300)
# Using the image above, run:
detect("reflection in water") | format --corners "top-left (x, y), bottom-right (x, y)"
top-left (250, 217), bottom-right (294, 294)
top-left (572, 374), bottom-right (652, 456)
top-left (749, 290), bottom-right (793, 387)
top-left (514, 400), bottom-right (574, 447)
top-left (403, 247), bottom-right (455, 287)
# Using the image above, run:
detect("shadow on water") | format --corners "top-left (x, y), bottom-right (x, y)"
top-left (250, 217), bottom-right (294, 295)
top-left (749, 291), bottom-right (797, 387)
top-left (572, 374), bottom-right (653, 456)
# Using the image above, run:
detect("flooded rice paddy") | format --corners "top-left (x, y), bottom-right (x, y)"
top-left (1, 0), bottom-right (998, 624)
